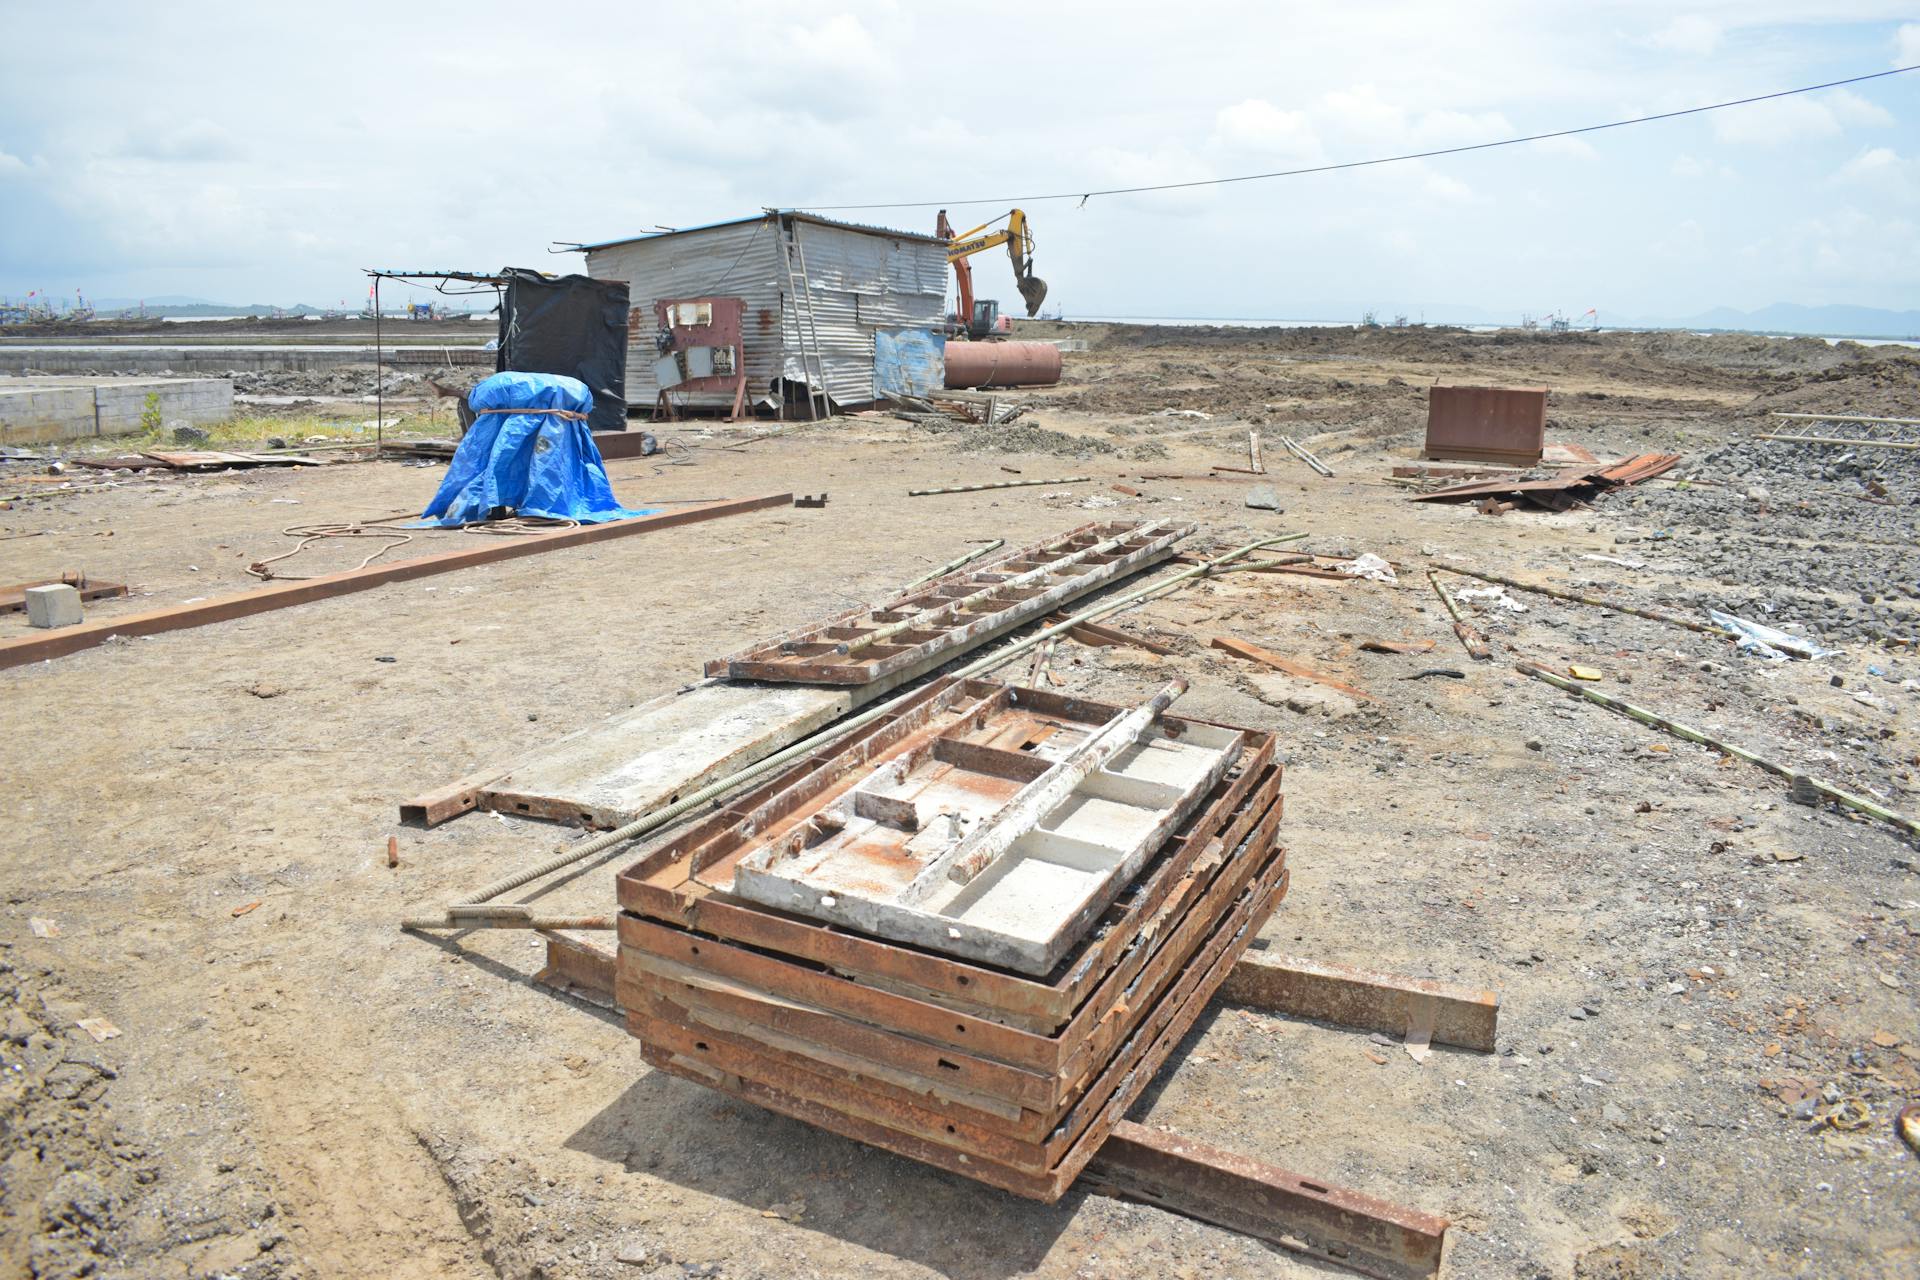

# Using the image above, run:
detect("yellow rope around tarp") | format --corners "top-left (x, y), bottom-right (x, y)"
top-left (472, 408), bottom-right (590, 420)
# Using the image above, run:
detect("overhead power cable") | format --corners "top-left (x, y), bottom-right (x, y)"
top-left (796, 64), bottom-right (1920, 212)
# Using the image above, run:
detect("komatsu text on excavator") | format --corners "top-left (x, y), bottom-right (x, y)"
top-left (937, 208), bottom-right (1048, 339)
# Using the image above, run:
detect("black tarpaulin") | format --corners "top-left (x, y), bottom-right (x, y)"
top-left (495, 268), bottom-right (630, 433)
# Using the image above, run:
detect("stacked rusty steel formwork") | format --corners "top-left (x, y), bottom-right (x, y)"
top-left (616, 677), bottom-right (1287, 1200)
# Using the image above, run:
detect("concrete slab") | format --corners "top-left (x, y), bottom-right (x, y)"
top-left (480, 682), bottom-right (854, 829)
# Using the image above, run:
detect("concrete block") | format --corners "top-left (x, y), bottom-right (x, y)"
top-left (24, 584), bottom-right (83, 629)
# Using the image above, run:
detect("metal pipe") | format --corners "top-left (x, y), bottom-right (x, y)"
top-left (840, 520), bottom-right (1164, 655)
top-left (373, 275), bottom-right (384, 451)
top-left (943, 340), bottom-right (1062, 389)
top-left (900, 539), bottom-right (1006, 590)
top-left (908, 476), bottom-right (1090, 496)
top-left (1519, 663), bottom-right (1919, 839)
top-left (409, 531), bottom-right (1306, 927)
top-left (1438, 565), bottom-right (1736, 639)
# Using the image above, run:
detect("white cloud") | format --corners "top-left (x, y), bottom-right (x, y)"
top-left (1410, 108), bottom-right (1513, 145)
top-left (116, 119), bottom-right (244, 163)
top-left (785, 13), bottom-right (882, 70)
top-left (1898, 23), bottom-right (1920, 67)
top-left (1211, 99), bottom-right (1321, 161)
top-left (1649, 16), bottom-right (1721, 56)
top-left (1422, 172), bottom-right (1475, 204)
top-left (1711, 88), bottom-right (1893, 145)
top-left (0, 150), bottom-right (28, 178)
top-left (1833, 147), bottom-right (1919, 197)
top-left (1320, 84), bottom-right (1405, 140)
top-left (1670, 153), bottom-right (1736, 180)
top-left (1084, 144), bottom-right (1216, 214)
top-left (1829, 88), bottom-right (1894, 128)
top-left (1533, 136), bottom-right (1597, 160)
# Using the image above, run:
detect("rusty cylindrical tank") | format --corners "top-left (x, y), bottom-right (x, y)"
top-left (944, 340), bottom-right (1063, 389)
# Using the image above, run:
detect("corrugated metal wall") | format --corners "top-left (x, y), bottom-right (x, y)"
top-left (585, 216), bottom-right (947, 413)
top-left (585, 219), bottom-right (786, 410)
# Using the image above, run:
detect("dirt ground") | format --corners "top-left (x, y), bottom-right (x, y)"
top-left (3, 324), bottom-right (1917, 1280)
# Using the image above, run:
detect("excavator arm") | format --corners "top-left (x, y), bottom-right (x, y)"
top-left (937, 208), bottom-right (1049, 320)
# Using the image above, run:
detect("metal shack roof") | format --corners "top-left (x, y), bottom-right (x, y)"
top-left (575, 210), bottom-right (945, 253)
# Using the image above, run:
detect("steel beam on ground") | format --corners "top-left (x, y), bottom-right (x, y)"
top-left (0, 494), bottom-right (791, 671)
top-left (1084, 1121), bottom-right (1449, 1280)
top-left (1220, 952), bottom-right (1499, 1052)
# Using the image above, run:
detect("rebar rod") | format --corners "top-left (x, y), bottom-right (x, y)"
top-left (1439, 565), bottom-right (1736, 639)
top-left (406, 531), bottom-right (1306, 928)
top-left (400, 913), bottom-right (616, 931)
top-left (1519, 663), bottom-right (1919, 839)
top-left (1768, 412), bottom-right (1920, 427)
top-left (1755, 434), bottom-right (1920, 450)
top-left (907, 476), bottom-right (1091, 496)
top-left (841, 520), bottom-right (1165, 655)
top-left (899, 539), bottom-right (1006, 590)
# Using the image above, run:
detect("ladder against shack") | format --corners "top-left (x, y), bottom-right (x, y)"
top-left (616, 676), bottom-right (1290, 1200)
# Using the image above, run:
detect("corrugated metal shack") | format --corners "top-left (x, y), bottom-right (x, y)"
top-left (581, 211), bottom-right (948, 416)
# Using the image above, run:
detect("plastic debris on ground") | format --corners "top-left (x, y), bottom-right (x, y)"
top-left (418, 371), bottom-right (655, 527)
top-left (1708, 609), bottom-right (1838, 662)
top-left (1457, 585), bottom-right (1527, 612)
top-left (1339, 552), bottom-right (1398, 583)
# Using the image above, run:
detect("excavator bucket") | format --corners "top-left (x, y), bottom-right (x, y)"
top-left (1017, 273), bottom-right (1049, 316)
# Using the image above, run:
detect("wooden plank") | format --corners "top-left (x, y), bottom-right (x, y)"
top-left (0, 494), bottom-right (792, 671)
top-left (1219, 953), bottom-right (1499, 1052)
top-left (1210, 636), bottom-right (1375, 702)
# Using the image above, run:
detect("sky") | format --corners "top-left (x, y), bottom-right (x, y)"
top-left (1, 2), bottom-right (1917, 323)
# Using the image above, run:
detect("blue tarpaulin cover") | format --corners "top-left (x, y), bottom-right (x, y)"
top-left (418, 371), bottom-right (655, 527)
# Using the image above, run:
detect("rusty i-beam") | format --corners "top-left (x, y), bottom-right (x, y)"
top-left (0, 494), bottom-right (791, 671)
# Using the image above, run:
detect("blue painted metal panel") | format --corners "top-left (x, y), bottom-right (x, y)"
top-left (873, 328), bottom-right (945, 400)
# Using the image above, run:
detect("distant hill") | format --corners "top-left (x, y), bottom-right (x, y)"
top-left (1670, 303), bottom-right (1920, 340)
top-left (91, 298), bottom-right (329, 318)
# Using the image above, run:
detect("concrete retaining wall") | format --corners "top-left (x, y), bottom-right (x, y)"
top-left (0, 377), bottom-right (235, 445)
top-left (0, 347), bottom-right (492, 376)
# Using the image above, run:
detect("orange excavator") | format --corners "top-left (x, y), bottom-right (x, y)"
top-left (937, 208), bottom-right (1048, 339)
